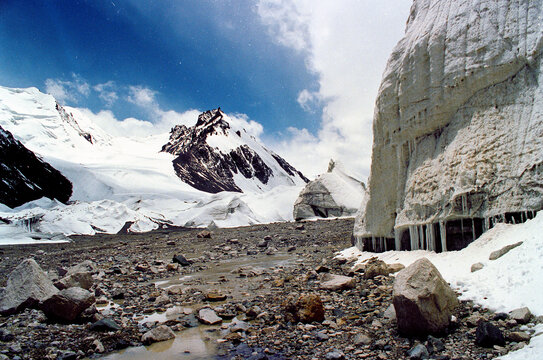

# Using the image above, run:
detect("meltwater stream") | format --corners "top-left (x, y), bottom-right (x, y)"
top-left (97, 251), bottom-right (300, 359)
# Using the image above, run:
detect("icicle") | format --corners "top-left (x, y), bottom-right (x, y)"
top-left (460, 217), bottom-right (465, 244)
top-left (461, 194), bottom-right (467, 215)
top-left (521, 211), bottom-right (526, 223)
top-left (371, 236), bottom-right (376, 252)
top-left (395, 231), bottom-right (401, 251)
top-left (440, 221), bottom-right (447, 252)
top-left (409, 225), bottom-right (419, 250)
top-left (419, 224), bottom-right (424, 250)
top-left (483, 217), bottom-right (489, 233)
top-left (471, 218), bottom-right (476, 242)
top-left (426, 224), bottom-right (435, 252)
top-left (383, 237), bottom-right (387, 252)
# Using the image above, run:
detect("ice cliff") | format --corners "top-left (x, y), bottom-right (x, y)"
top-left (354, 0), bottom-right (543, 252)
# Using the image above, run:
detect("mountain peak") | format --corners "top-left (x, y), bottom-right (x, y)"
top-left (162, 109), bottom-right (308, 193)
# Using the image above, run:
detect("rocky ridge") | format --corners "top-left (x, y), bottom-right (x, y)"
top-left (0, 126), bottom-right (72, 208)
top-left (161, 108), bottom-right (308, 193)
top-left (355, 0), bottom-right (543, 252)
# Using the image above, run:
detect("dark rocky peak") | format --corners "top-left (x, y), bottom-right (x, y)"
top-left (0, 125), bottom-right (72, 208)
top-left (161, 108), bottom-right (308, 193)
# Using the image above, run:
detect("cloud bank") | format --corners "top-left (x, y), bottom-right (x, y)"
top-left (257, 0), bottom-right (412, 180)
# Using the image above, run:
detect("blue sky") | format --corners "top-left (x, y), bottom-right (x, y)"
top-left (0, 0), bottom-right (319, 133)
top-left (0, 0), bottom-right (412, 178)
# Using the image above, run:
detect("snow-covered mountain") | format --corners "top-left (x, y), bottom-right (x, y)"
top-left (0, 85), bottom-right (307, 239)
top-left (0, 125), bottom-right (72, 208)
top-left (161, 108), bottom-right (308, 193)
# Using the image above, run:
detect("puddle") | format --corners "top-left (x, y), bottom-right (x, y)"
top-left (155, 251), bottom-right (299, 301)
top-left (99, 326), bottom-right (219, 360)
top-left (96, 251), bottom-right (299, 359)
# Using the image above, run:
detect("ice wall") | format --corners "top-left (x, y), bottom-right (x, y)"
top-left (354, 0), bottom-right (543, 251)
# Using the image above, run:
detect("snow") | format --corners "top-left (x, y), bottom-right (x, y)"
top-left (340, 213), bottom-right (543, 359)
top-left (0, 85), bottom-right (305, 241)
top-left (0, 223), bottom-right (69, 245)
top-left (319, 161), bottom-right (365, 210)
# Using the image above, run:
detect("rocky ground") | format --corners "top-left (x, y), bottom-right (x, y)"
top-left (0, 218), bottom-right (539, 360)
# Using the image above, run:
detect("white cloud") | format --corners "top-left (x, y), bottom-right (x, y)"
top-left (45, 78), bottom-right (75, 104)
top-left (93, 81), bottom-right (118, 107)
top-left (67, 106), bottom-right (201, 138)
top-left (297, 89), bottom-right (321, 112)
top-left (257, 0), bottom-right (412, 180)
top-left (127, 85), bottom-right (157, 108)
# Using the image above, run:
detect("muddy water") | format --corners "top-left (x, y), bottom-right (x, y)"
top-left (98, 251), bottom-right (299, 359)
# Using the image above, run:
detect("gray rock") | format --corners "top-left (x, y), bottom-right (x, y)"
top-left (66, 260), bottom-right (97, 275)
top-left (141, 325), bottom-right (175, 345)
top-left (198, 307), bottom-right (222, 325)
top-left (407, 344), bottom-right (429, 359)
top-left (509, 307), bottom-right (532, 324)
top-left (508, 331), bottom-right (531, 342)
top-left (54, 271), bottom-right (93, 290)
top-left (353, 333), bottom-right (372, 346)
top-left (90, 318), bottom-right (121, 331)
top-left (0, 258), bottom-right (59, 315)
top-left (324, 350), bottom-right (344, 360)
top-left (383, 303), bottom-right (396, 320)
top-left (393, 258), bottom-right (458, 335)
top-left (489, 242), bottom-right (523, 260)
top-left (40, 287), bottom-right (95, 322)
top-left (471, 262), bottom-right (484, 272)
top-left (319, 274), bottom-right (355, 291)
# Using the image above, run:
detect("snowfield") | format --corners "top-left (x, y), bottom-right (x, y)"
top-left (340, 212), bottom-right (543, 359)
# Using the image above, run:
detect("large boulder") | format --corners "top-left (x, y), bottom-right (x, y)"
top-left (0, 259), bottom-right (59, 315)
top-left (40, 287), bottom-right (95, 322)
top-left (294, 160), bottom-right (366, 221)
top-left (354, 0), bottom-right (543, 251)
top-left (393, 258), bottom-right (458, 335)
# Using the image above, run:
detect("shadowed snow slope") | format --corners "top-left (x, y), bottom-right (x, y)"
top-left (0, 86), bottom-right (304, 240)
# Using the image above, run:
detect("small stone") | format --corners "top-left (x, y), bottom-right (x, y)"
top-left (426, 335), bottom-right (445, 353)
top-left (320, 274), bottom-right (355, 291)
top-left (471, 262), bottom-right (484, 272)
top-left (198, 307), bottom-right (222, 325)
top-left (508, 331), bottom-right (531, 342)
top-left (283, 293), bottom-right (325, 323)
top-left (166, 240), bottom-right (176, 246)
top-left (90, 318), bottom-right (121, 331)
top-left (509, 307), bottom-right (532, 324)
top-left (489, 241), bottom-right (523, 260)
top-left (93, 339), bottom-right (105, 353)
top-left (316, 332), bottom-right (329, 341)
top-left (205, 291), bottom-right (227, 302)
top-left (197, 230), bottom-right (212, 238)
top-left (141, 325), bottom-right (175, 345)
top-left (324, 350), bottom-right (344, 360)
top-left (166, 263), bottom-right (179, 271)
top-left (475, 321), bottom-right (505, 347)
top-left (353, 333), bottom-right (372, 346)
top-left (172, 254), bottom-right (191, 266)
top-left (407, 344), bottom-right (429, 359)
top-left (257, 239), bottom-right (268, 248)
top-left (295, 224), bottom-right (305, 230)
